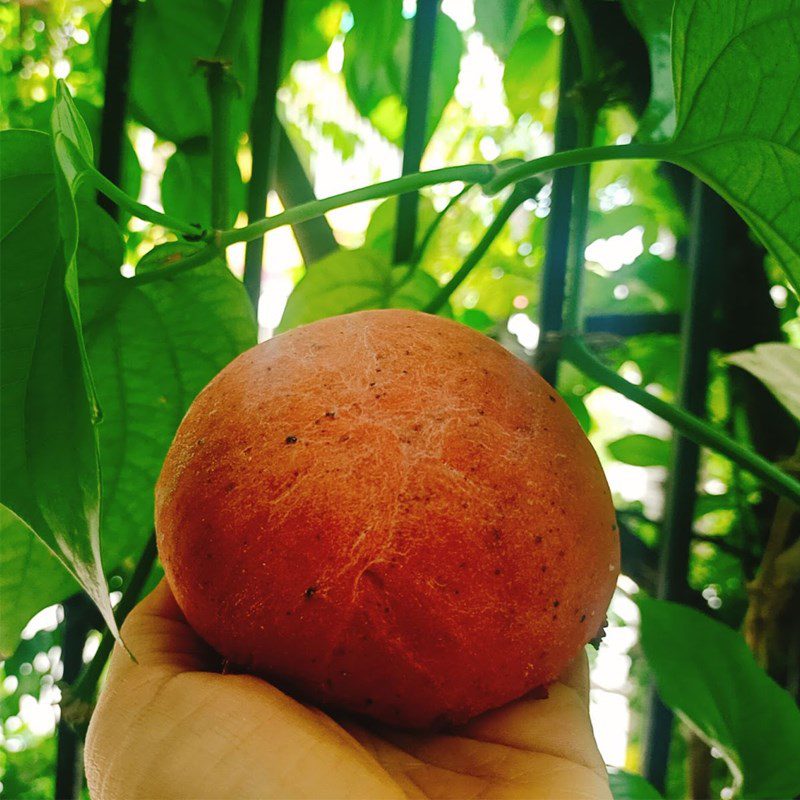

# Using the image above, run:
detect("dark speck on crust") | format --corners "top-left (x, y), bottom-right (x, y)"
top-left (285, 435), bottom-right (298, 444)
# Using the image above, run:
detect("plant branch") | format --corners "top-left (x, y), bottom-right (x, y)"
top-left (219, 164), bottom-right (496, 246)
top-left (410, 183), bottom-right (472, 269)
top-left (218, 142), bottom-right (665, 248)
top-left (564, 337), bottom-right (800, 505)
top-left (89, 168), bottom-right (205, 238)
top-left (207, 62), bottom-right (236, 231)
top-left (423, 182), bottom-right (537, 314)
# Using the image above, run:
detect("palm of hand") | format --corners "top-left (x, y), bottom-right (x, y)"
top-left (86, 582), bottom-right (611, 799)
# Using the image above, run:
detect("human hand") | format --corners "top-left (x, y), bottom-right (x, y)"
top-left (85, 580), bottom-right (611, 799)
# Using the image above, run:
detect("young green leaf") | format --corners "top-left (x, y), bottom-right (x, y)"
top-left (608, 768), bottom-right (663, 800)
top-left (639, 597), bottom-right (800, 799)
top-left (343, 2), bottom-right (463, 145)
top-left (503, 23), bottom-right (559, 119)
top-left (0, 505), bottom-right (78, 659)
top-left (24, 96), bottom-right (142, 202)
top-left (607, 433), bottom-right (671, 467)
top-left (0, 130), bottom-right (117, 640)
top-left (277, 248), bottom-right (445, 332)
top-left (473, 0), bottom-right (537, 58)
top-left (619, 0), bottom-right (676, 141)
top-left (666, 0), bottom-right (800, 293)
top-left (726, 343), bottom-right (800, 423)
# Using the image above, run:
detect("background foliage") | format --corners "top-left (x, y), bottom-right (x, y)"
top-left (1, 0), bottom-right (799, 798)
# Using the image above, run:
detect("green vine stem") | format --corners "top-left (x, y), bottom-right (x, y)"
top-left (89, 142), bottom-right (666, 254)
top-left (218, 142), bottom-right (665, 247)
top-left (563, 337), bottom-right (800, 505)
top-left (410, 183), bottom-right (472, 269)
top-left (89, 168), bottom-right (204, 238)
top-left (206, 61), bottom-right (236, 231)
top-left (218, 163), bottom-right (497, 246)
top-left (483, 142), bottom-right (664, 195)
top-left (61, 533), bottom-right (158, 734)
top-left (423, 181), bottom-right (538, 314)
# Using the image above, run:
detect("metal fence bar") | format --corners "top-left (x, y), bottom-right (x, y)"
top-left (536, 25), bottom-right (580, 386)
top-left (244, 0), bottom-right (288, 310)
top-left (642, 179), bottom-right (723, 791)
top-left (393, 0), bottom-right (439, 265)
top-left (97, 0), bottom-right (137, 218)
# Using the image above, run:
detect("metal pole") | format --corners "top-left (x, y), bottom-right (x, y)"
top-left (642, 179), bottom-right (723, 791)
top-left (393, 0), bottom-right (438, 265)
top-left (97, 0), bottom-right (138, 218)
top-left (54, 595), bottom-right (94, 800)
top-left (243, 0), bottom-right (288, 310)
top-left (536, 25), bottom-right (580, 386)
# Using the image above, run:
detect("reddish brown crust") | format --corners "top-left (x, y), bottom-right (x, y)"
top-left (156, 309), bottom-right (619, 728)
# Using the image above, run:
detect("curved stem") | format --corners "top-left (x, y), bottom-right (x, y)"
top-left (483, 142), bottom-right (664, 194)
top-left (410, 183), bottom-right (472, 269)
top-left (218, 142), bottom-right (665, 248)
top-left (219, 164), bottom-right (497, 247)
top-left (89, 168), bottom-right (205, 238)
top-left (564, 338), bottom-right (800, 505)
top-left (423, 183), bottom-right (534, 314)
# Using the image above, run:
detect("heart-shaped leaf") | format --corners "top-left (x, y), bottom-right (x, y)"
top-left (664, 0), bottom-right (800, 293)
top-left (277, 248), bottom-right (446, 332)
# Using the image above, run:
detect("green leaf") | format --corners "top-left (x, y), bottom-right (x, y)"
top-left (121, 0), bottom-right (259, 143)
top-left (608, 768), bottom-right (663, 800)
top-left (473, 0), bottom-right (536, 58)
top-left (503, 23), bottom-right (559, 119)
top-left (620, 0), bottom-right (676, 141)
top-left (344, 4), bottom-right (463, 144)
top-left (0, 505), bottom-right (77, 659)
top-left (607, 433), bottom-right (670, 467)
top-left (277, 248), bottom-right (443, 332)
top-left (665, 0), bottom-right (800, 294)
top-left (639, 597), bottom-right (800, 799)
top-left (81, 226), bottom-right (257, 578)
top-left (364, 195), bottom-right (438, 255)
top-left (161, 138), bottom-right (245, 227)
top-left (25, 97), bottom-right (141, 202)
top-left (281, 0), bottom-right (342, 79)
top-left (52, 80), bottom-right (94, 170)
top-left (726, 343), bottom-right (800, 422)
top-left (0, 129), bottom-right (116, 638)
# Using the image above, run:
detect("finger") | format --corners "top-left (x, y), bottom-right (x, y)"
top-left (443, 650), bottom-right (608, 780)
top-left (557, 649), bottom-right (591, 703)
top-left (108, 579), bottom-right (219, 681)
